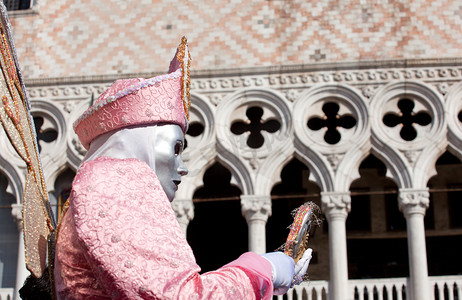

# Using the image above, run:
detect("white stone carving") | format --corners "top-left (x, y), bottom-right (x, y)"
top-left (171, 199), bottom-right (194, 220)
top-left (401, 150), bottom-right (421, 165)
top-left (2, 61), bottom-right (455, 202)
top-left (62, 101), bottom-right (76, 113)
top-left (215, 88), bottom-right (293, 195)
top-left (171, 199), bottom-right (195, 234)
top-left (293, 84), bottom-right (370, 193)
top-left (370, 81), bottom-right (447, 188)
top-left (240, 195), bottom-right (272, 222)
top-left (321, 192), bottom-right (351, 212)
top-left (398, 189), bottom-right (430, 216)
top-left (325, 153), bottom-right (344, 170)
top-left (446, 82), bottom-right (462, 160)
top-left (71, 137), bottom-right (86, 156)
top-left (240, 195), bottom-right (271, 254)
top-left (0, 58), bottom-right (458, 300)
top-left (11, 204), bottom-right (23, 231)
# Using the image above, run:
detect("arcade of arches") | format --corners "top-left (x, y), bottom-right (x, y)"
top-left (1, 61), bottom-right (462, 300)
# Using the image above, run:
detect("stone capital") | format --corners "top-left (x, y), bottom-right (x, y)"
top-left (11, 203), bottom-right (23, 232)
top-left (398, 188), bottom-right (429, 217)
top-left (171, 199), bottom-right (195, 224)
top-left (321, 191), bottom-right (351, 220)
top-left (240, 195), bottom-right (272, 223)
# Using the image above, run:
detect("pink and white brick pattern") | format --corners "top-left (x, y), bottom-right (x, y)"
top-left (8, 0), bottom-right (462, 79)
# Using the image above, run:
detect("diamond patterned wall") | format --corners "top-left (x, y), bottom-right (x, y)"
top-left (8, 0), bottom-right (462, 79)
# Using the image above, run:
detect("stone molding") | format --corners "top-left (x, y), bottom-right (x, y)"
top-left (171, 199), bottom-right (195, 224)
top-left (0, 59), bottom-right (458, 211)
top-left (0, 146), bottom-right (24, 201)
top-left (189, 66), bottom-right (461, 105)
top-left (11, 204), bottom-right (23, 231)
top-left (24, 58), bottom-right (462, 88)
top-left (240, 195), bottom-right (272, 223)
top-left (398, 189), bottom-right (430, 217)
top-left (216, 88), bottom-right (293, 190)
top-left (321, 192), bottom-right (351, 220)
top-left (370, 81), bottom-right (446, 152)
top-left (294, 84), bottom-right (369, 154)
top-left (446, 82), bottom-right (462, 160)
top-left (369, 80), bottom-right (448, 189)
top-left (23, 60), bottom-right (462, 110)
top-left (293, 83), bottom-right (371, 193)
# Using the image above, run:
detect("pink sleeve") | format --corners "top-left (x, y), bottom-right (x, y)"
top-left (71, 157), bottom-right (272, 299)
top-left (222, 252), bottom-right (274, 300)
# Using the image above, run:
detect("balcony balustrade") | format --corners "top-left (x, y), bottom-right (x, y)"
top-left (273, 275), bottom-right (462, 300)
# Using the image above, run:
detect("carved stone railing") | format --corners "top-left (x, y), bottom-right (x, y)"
top-left (273, 280), bottom-right (329, 300)
top-left (273, 275), bottom-right (462, 300)
top-left (0, 288), bottom-right (13, 300)
top-left (1, 276), bottom-right (461, 300)
top-left (349, 277), bottom-right (408, 300)
top-left (430, 276), bottom-right (462, 300)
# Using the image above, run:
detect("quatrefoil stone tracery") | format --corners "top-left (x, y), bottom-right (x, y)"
top-left (185, 122), bottom-right (205, 150)
top-left (307, 102), bottom-right (357, 145)
top-left (383, 98), bottom-right (431, 141)
top-left (230, 106), bottom-right (281, 149)
top-left (33, 115), bottom-right (58, 153)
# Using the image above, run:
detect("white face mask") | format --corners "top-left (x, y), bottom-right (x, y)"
top-left (151, 125), bottom-right (188, 201)
top-left (83, 124), bottom-right (188, 202)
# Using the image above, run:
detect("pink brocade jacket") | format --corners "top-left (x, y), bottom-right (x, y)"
top-left (54, 157), bottom-right (273, 300)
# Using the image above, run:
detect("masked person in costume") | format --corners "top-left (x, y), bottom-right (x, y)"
top-left (53, 37), bottom-right (312, 300)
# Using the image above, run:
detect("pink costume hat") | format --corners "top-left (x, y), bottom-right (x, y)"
top-left (73, 37), bottom-right (191, 150)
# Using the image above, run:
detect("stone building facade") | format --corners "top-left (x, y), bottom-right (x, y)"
top-left (0, 1), bottom-right (461, 299)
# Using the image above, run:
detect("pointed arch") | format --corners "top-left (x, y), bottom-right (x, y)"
top-left (370, 81), bottom-right (447, 188)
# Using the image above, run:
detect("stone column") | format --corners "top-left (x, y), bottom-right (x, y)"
top-left (398, 189), bottom-right (430, 300)
top-left (240, 195), bottom-right (271, 254)
top-left (171, 199), bottom-right (195, 236)
top-left (11, 204), bottom-right (27, 300)
top-left (321, 191), bottom-right (351, 300)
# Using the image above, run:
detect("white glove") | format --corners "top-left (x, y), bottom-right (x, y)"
top-left (292, 248), bottom-right (312, 286)
top-left (261, 249), bottom-right (313, 295)
top-left (261, 252), bottom-right (295, 295)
